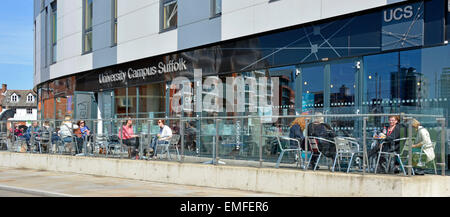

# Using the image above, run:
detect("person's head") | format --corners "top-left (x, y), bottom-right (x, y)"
top-left (411, 118), bottom-right (421, 130)
top-left (157, 119), bottom-right (165, 128)
top-left (313, 112), bottom-right (324, 124)
top-left (388, 115), bottom-right (400, 127)
top-left (291, 112), bottom-right (308, 131)
top-left (124, 117), bottom-right (133, 126)
top-left (77, 120), bottom-right (85, 127)
top-left (64, 115), bottom-right (72, 123)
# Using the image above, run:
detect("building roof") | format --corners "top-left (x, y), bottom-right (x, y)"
top-left (1, 90), bottom-right (37, 108)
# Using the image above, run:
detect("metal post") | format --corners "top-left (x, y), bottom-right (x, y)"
top-left (119, 119), bottom-right (123, 159)
top-left (437, 118), bottom-right (446, 176)
top-left (180, 116), bottom-right (185, 162)
top-left (215, 118), bottom-right (220, 165)
top-left (304, 118), bottom-right (310, 170)
top-left (363, 117), bottom-right (367, 175)
top-left (259, 117), bottom-right (263, 168)
top-left (407, 117), bottom-right (413, 177)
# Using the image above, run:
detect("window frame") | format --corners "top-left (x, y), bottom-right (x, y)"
top-left (160, 0), bottom-right (178, 33)
top-left (51, 1), bottom-right (57, 64)
top-left (11, 94), bottom-right (18, 103)
top-left (210, 0), bottom-right (222, 18)
top-left (27, 94), bottom-right (34, 103)
top-left (82, 0), bottom-right (93, 54)
top-left (111, 0), bottom-right (118, 47)
top-left (26, 108), bottom-right (33, 115)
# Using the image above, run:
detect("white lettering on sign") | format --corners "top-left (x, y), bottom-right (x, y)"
top-left (384, 5), bottom-right (413, 23)
top-left (98, 58), bottom-right (187, 84)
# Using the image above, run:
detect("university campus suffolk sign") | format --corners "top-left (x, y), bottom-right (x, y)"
top-left (76, 57), bottom-right (191, 91)
top-left (98, 58), bottom-right (188, 84)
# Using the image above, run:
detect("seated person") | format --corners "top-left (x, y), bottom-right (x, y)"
top-left (306, 112), bottom-right (336, 169)
top-left (58, 116), bottom-right (79, 153)
top-left (411, 119), bottom-right (435, 175)
top-left (149, 119), bottom-right (172, 158)
top-left (24, 122), bottom-right (40, 146)
top-left (368, 115), bottom-right (401, 173)
top-left (118, 118), bottom-right (139, 159)
top-left (289, 116), bottom-right (306, 150)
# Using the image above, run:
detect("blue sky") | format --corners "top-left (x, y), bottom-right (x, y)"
top-left (0, 0), bottom-right (34, 90)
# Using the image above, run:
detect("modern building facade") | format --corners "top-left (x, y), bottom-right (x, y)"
top-left (34, 0), bottom-right (450, 161)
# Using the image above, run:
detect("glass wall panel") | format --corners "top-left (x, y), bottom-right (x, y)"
top-left (53, 77), bottom-right (75, 121)
top-left (138, 83), bottom-right (166, 118)
top-left (424, 0), bottom-right (445, 45)
top-left (330, 62), bottom-right (356, 109)
top-left (114, 87), bottom-right (127, 117)
top-left (301, 66), bottom-right (324, 112)
top-left (447, 1), bottom-right (450, 40)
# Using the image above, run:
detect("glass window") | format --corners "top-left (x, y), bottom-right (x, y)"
top-left (447, 1), bottom-right (450, 40)
top-left (53, 77), bottom-right (75, 120)
top-left (211, 0), bottom-right (221, 17)
top-left (83, 0), bottom-right (93, 53)
top-left (112, 0), bottom-right (117, 46)
top-left (114, 87), bottom-right (128, 117)
top-left (51, 1), bottom-right (57, 63)
top-left (161, 0), bottom-right (177, 31)
top-left (11, 94), bottom-right (18, 102)
top-left (301, 66), bottom-right (324, 112)
top-left (363, 52), bottom-right (399, 115)
top-left (139, 83), bottom-right (166, 119)
top-left (330, 62), bottom-right (356, 109)
top-left (424, 0), bottom-right (445, 46)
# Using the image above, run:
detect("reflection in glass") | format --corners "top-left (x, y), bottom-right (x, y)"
top-left (302, 66), bottom-right (324, 112)
top-left (330, 62), bottom-right (356, 108)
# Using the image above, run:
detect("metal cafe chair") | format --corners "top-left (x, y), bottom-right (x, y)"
top-left (375, 138), bottom-right (408, 175)
top-left (332, 137), bottom-right (364, 173)
top-left (305, 137), bottom-right (325, 171)
top-left (275, 136), bottom-right (304, 169)
top-left (415, 141), bottom-right (437, 175)
top-left (157, 135), bottom-right (181, 160)
top-left (38, 131), bottom-right (51, 154)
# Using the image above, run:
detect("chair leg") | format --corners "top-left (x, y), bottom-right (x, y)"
top-left (276, 150), bottom-right (285, 168)
top-left (347, 154), bottom-right (354, 173)
top-left (305, 152), bottom-right (311, 170)
top-left (314, 154), bottom-right (321, 171)
top-left (433, 160), bottom-right (437, 175)
top-left (375, 152), bottom-right (382, 174)
top-left (396, 155), bottom-right (407, 176)
top-left (332, 153), bottom-right (338, 172)
top-left (386, 154), bottom-right (393, 173)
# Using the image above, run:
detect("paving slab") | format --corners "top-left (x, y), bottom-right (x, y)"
top-left (0, 167), bottom-right (290, 197)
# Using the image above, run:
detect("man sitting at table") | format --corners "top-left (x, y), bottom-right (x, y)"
top-left (149, 119), bottom-right (172, 159)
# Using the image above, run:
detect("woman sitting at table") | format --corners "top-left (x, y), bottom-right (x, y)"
top-left (368, 115), bottom-right (401, 173)
top-left (289, 113), bottom-right (308, 150)
top-left (118, 117), bottom-right (140, 159)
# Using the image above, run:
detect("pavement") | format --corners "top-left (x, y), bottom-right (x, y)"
top-left (0, 167), bottom-right (290, 197)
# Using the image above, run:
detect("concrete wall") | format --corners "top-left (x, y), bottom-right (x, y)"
top-left (0, 152), bottom-right (448, 197)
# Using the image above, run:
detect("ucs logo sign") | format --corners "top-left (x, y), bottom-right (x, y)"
top-left (383, 5), bottom-right (414, 23)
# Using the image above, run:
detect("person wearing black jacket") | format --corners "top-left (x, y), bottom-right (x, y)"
top-left (369, 115), bottom-right (401, 173)
top-left (306, 113), bottom-right (336, 170)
